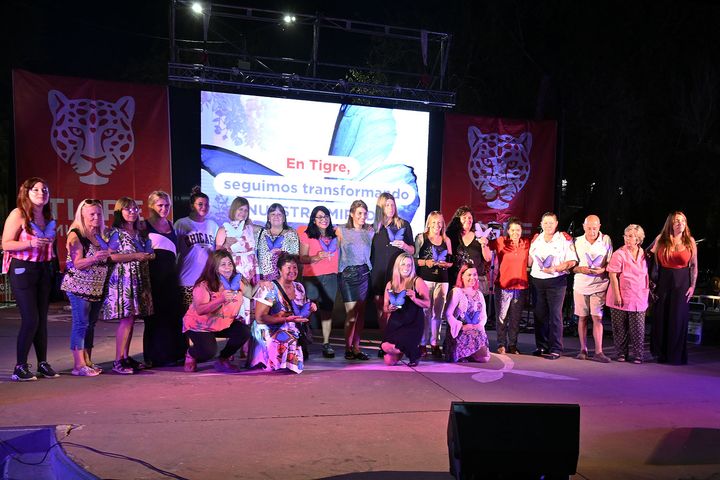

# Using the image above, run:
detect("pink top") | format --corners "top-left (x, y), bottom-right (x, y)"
top-left (606, 246), bottom-right (649, 312)
top-left (298, 227), bottom-right (339, 277)
top-left (182, 282), bottom-right (243, 332)
top-left (2, 227), bottom-right (56, 274)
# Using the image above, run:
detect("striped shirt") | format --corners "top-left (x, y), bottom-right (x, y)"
top-left (2, 227), bottom-right (56, 273)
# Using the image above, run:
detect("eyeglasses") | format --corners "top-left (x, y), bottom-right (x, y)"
top-left (314, 215), bottom-right (329, 221)
top-left (122, 206), bottom-right (139, 213)
top-left (82, 198), bottom-right (101, 206)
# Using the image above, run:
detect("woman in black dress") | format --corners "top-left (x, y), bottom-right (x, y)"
top-left (446, 206), bottom-right (489, 294)
top-left (143, 191), bottom-right (186, 366)
top-left (370, 192), bottom-right (414, 333)
top-left (380, 253), bottom-right (430, 366)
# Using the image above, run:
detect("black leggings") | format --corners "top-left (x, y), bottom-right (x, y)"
top-left (186, 322), bottom-right (251, 363)
top-left (8, 259), bottom-right (53, 365)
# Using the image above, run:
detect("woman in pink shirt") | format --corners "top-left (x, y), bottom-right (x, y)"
top-left (299, 206), bottom-right (339, 358)
top-left (2, 177), bottom-right (59, 381)
top-left (607, 224), bottom-right (649, 364)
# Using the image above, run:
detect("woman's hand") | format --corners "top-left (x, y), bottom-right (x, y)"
top-left (613, 289), bottom-right (623, 308)
top-left (29, 237), bottom-right (53, 248)
top-left (93, 250), bottom-right (111, 263)
top-left (425, 258), bottom-right (435, 268)
top-left (437, 261), bottom-right (451, 269)
top-left (310, 302), bottom-right (318, 313)
top-left (222, 290), bottom-right (237, 303)
top-left (390, 240), bottom-right (405, 250)
top-left (686, 286), bottom-right (695, 303)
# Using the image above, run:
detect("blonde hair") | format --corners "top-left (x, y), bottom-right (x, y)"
top-left (68, 199), bottom-right (105, 240)
top-left (423, 211), bottom-right (447, 238)
top-left (624, 224), bottom-right (645, 245)
top-left (390, 253), bottom-right (417, 291)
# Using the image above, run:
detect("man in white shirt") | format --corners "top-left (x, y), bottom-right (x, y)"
top-left (572, 215), bottom-right (613, 363)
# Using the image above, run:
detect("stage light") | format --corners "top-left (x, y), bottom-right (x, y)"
top-left (283, 14), bottom-right (296, 24)
top-left (191, 2), bottom-right (203, 14)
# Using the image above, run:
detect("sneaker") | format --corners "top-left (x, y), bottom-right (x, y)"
top-left (37, 361), bottom-right (60, 378)
top-left (575, 350), bottom-right (588, 360)
top-left (545, 352), bottom-right (561, 360)
top-left (72, 365), bottom-right (100, 377)
top-left (322, 343), bottom-right (335, 358)
top-left (124, 357), bottom-right (145, 372)
top-left (593, 352), bottom-right (611, 363)
top-left (496, 346), bottom-right (506, 355)
top-left (112, 360), bottom-right (133, 375)
top-left (87, 363), bottom-right (103, 374)
top-left (184, 351), bottom-right (197, 372)
top-left (214, 358), bottom-right (240, 373)
top-left (508, 346), bottom-right (521, 355)
top-left (11, 363), bottom-right (37, 382)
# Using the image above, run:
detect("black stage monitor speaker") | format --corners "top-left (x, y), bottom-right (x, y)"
top-left (448, 401), bottom-right (580, 480)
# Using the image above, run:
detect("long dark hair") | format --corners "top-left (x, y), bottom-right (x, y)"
top-left (446, 205), bottom-right (472, 241)
top-left (17, 177), bottom-right (53, 233)
top-left (195, 250), bottom-right (236, 292)
top-left (112, 197), bottom-right (141, 230)
top-left (305, 206), bottom-right (337, 240)
top-left (658, 211), bottom-right (693, 260)
top-left (190, 185), bottom-right (209, 206)
top-left (345, 199), bottom-right (371, 229)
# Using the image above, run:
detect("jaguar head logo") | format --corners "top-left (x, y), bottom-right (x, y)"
top-left (48, 90), bottom-right (135, 185)
top-left (467, 127), bottom-right (532, 210)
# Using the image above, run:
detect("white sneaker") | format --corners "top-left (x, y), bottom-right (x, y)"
top-left (72, 365), bottom-right (100, 377)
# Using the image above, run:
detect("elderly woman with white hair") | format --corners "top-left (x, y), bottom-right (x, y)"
top-left (606, 224), bottom-right (650, 364)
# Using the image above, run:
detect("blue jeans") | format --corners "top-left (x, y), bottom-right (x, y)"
top-left (68, 293), bottom-right (102, 351)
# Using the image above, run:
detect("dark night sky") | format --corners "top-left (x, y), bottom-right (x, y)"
top-left (4, 0), bottom-right (720, 275)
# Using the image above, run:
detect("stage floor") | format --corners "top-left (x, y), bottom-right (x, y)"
top-left (1, 303), bottom-right (719, 480)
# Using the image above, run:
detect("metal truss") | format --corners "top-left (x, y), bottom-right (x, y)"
top-left (169, 2), bottom-right (456, 109)
top-left (168, 63), bottom-right (456, 108)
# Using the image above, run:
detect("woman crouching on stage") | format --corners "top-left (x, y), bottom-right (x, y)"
top-left (444, 263), bottom-right (491, 363)
top-left (251, 253), bottom-right (316, 374)
top-left (380, 253), bottom-right (430, 367)
top-left (183, 250), bottom-right (252, 373)
top-left (61, 199), bottom-right (111, 376)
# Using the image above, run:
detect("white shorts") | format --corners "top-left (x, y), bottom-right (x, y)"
top-left (573, 290), bottom-right (606, 317)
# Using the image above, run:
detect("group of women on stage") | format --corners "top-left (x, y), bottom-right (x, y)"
top-left (3, 177), bottom-right (698, 381)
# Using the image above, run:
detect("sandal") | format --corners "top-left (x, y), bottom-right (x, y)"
top-left (353, 351), bottom-right (370, 361)
top-left (575, 350), bottom-right (588, 360)
top-left (344, 349), bottom-right (355, 360)
top-left (616, 355), bottom-right (626, 362)
top-left (632, 358), bottom-right (643, 364)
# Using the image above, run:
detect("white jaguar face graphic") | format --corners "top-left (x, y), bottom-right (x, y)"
top-left (48, 90), bottom-right (135, 185)
top-left (467, 127), bottom-right (532, 210)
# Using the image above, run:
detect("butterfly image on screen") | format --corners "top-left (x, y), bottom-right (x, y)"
top-left (95, 231), bottom-right (120, 251)
top-left (291, 301), bottom-right (312, 318)
top-left (386, 227), bottom-right (405, 245)
top-left (535, 255), bottom-right (554, 268)
top-left (474, 222), bottom-right (493, 239)
top-left (431, 246), bottom-right (449, 263)
top-left (586, 253), bottom-right (604, 269)
top-left (219, 274), bottom-right (243, 291)
top-left (265, 235), bottom-right (284, 251)
top-left (132, 236), bottom-right (153, 254)
top-left (319, 237), bottom-right (338, 254)
top-left (388, 289), bottom-right (407, 307)
top-left (464, 310), bottom-right (482, 325)
top-left (30, 220), bottom-right (57, 239)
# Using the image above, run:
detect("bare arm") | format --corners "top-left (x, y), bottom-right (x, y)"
top-left (192, 284), bottom-right (235, 316)
top-left (215, 227), bottom-right (227, 250)
top-left (1, 209), bottom-right (52, 252)
top-left (67, 232), bottom-right (110, 270)
top-left (608, 271), bottom-right (623, 308)
top-left (409, 277), bottom-right (431, 309)
top-left (687, 238), bottom-right (698, 302)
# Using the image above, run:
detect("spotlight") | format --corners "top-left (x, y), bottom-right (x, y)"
top-left (191, 2), bottom-right (203, 14)
top-left (283, 14), bottom-right (296, 24)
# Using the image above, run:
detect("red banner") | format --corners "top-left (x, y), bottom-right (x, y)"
top-left (441, 114), bottom-right (557, 227)
top-left (12, 69), bottom-right (172, 267)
